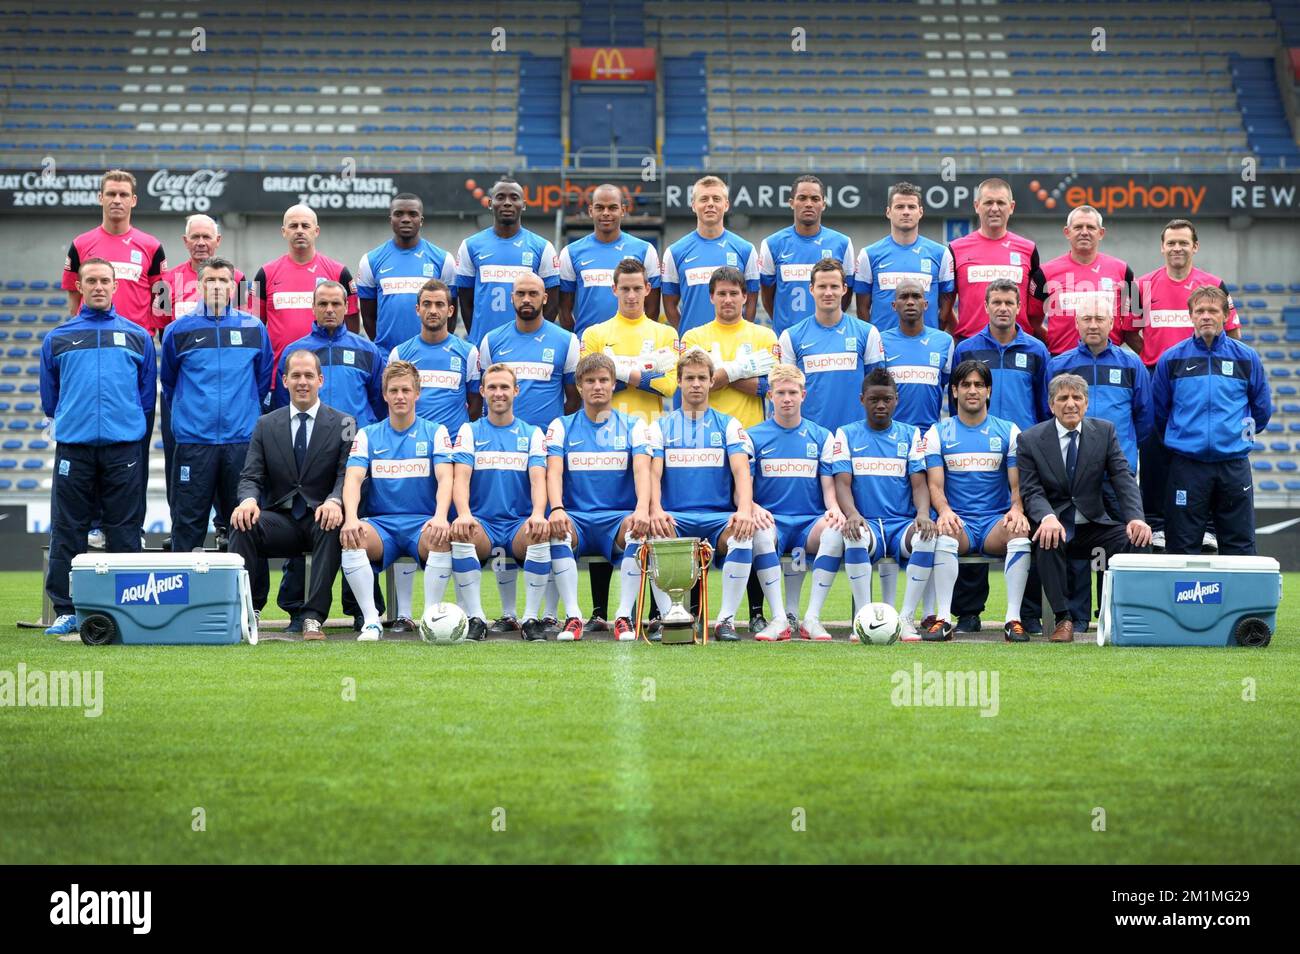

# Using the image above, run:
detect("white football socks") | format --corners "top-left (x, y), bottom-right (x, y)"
top-left (448, 543), bottom-right (481, 621)
top-left (522, 542), bottom-right (552, 622)
top-left (341, 549), bottom-right (380, 626)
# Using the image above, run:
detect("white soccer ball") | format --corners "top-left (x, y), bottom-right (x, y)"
top-left (420, 602), bottom-right (469, 644)
top-left (853, 602), bottom-right (901, 645)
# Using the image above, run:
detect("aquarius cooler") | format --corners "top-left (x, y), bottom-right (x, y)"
top-left (70, 552), bottom-right (258, 646)
top-left (1098, 554), bottom-right (1281, 647)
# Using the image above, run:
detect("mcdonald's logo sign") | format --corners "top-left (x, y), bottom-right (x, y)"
top-left (570, 47), bottom-right (656, 82)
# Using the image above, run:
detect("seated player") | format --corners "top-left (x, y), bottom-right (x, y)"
top-left (746, 364), bottom-right (845, 641)
top-left (340, 360), bottom-right (456, 642)
top-left (646, 347), bottom-right (756, 642)
top-left (545, 352), bottom-right (655, 641)
top-left (922, 360), bottom-right (1033, 643)
top-left (449, 363), bottom-right (551, 642)
top-left (831, 368), bottom-right (938, 641)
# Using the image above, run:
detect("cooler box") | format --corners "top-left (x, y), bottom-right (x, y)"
top-left (1098, 554), bottom-right (1281, 647)
top-left (70, 552), bottom-right (258, 646)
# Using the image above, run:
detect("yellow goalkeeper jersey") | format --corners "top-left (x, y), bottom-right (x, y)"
top-left (681, 318), bottom-right (779, 428)
top-left (580, 313), bottom-right (679, 422)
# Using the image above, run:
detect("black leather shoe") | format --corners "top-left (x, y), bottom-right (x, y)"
top-left (282, 617), bottom-right (304, 635)
top-left (521, 618), bottom-right (549, 642)
top-left (954, 614), bottom-right (982, 633)
top-left (539, 616), bottom-right (561, 639)
top-left (715, 618), bottom-right (740, 642)
top-left (352, 615), bottom-right (365, 633)
top-left (466, 617), bottom-right (487, 641)
top-left (1022, 618), bottom-right (1043, 635)
top-left (583, 615), bottom-right (609, 635)
top-left (488, 615), bottom-right (520, 636)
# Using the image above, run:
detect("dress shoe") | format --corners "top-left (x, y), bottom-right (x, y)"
top-left (954, 614), bottom-right (982, 633)
top-left (1050, 619), bottom-right (1075, 643)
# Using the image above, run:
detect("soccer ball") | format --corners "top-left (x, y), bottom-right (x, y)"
top-left (419, 602), bottom-right (469, 644)
top-left (853, 603), bottom-right (901, 645)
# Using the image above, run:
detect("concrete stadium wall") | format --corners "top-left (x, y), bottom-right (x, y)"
top-left (2, 214), bottom-right (1295, 291)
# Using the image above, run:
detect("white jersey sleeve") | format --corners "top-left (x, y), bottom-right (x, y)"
top-left (743, 246), bottom-right (761, 284)
top-left (455, 240), bottom-right (474, 281)
top-left (441, 250), bottom-right (458, 286)
top-left (630, 417), bottom-right (651, 455)
top-left (820, 431), bottom-right (838, 467)
top-left (831, 428), bottom-right (850, 465)
top-left (1007, 423), bottom-right (1020, 463)
top-left (528, 426), bottom-right (547, 460)
top-left (865, 325), bottom-right (885, 365)
top-left (454, 422), bottom-right (475, 464)
top-left (477, 334), bottom-right (492, 370)
top-left (562, 334), bottom-right (579, 375)
top-left (660, 247), bottom-right (679, 288)
top-left (943, 338), bottom-right (954, 374)
top-left (908, 427), bottom-right (926, 466)
top-left (466, 344), bottom-right (481, 387)
top-left (355, 251), bottom-right (376, 293)
top-left (841, 238), bottom-right (857, 276)
top-left (758, 239), bottom-right (776, 279)
top-left (939, 246), bottom-right (956, 284)
top-left (557, 245), bottom-right (576, 283)
top-left (855, 247), bottom-right (874, 287)
top-left (545, 416), bottom-right (567, 456)
top-left (645, 420), bottom-right (664, 456)
top-left (642, 244), bottom-right (662, 284)
top-left (539, 240), bottom-right (560, 281)
top-left (388, 345), bottom-right (401, 364)
top-left (725, 416), bottom-right (752, 456)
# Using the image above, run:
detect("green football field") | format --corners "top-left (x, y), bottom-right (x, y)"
top-left (0, 568), bottom-right (1295, 864)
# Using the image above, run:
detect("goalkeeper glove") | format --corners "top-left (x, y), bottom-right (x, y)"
top-left (722, 349), bottom-right (776, 382)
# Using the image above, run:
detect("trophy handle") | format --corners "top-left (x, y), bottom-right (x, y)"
top-left (636, 543), bottom-right (653, 644)
top-left (698, 541), bottom-right (714, 645)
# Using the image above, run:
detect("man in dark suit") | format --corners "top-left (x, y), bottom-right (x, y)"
top-left (228, 349), bottom-right (352, 641)
top-left (1016, 372), bottom-right (1152, 642)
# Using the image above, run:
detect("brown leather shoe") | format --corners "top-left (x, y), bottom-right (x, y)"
top-left (1050, 619), bottom-right (1075, 643)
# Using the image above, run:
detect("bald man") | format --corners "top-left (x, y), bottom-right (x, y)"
top-left (252, 204), bottom-right (359, 369)
top-left (156, 215), bottom-right (247, 518)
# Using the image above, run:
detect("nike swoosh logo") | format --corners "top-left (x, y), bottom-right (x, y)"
top-left (884, 354), bottom-right (898, 361)
top-left (779, 253), bottom-right (793, 260)
top-left (909, 576), bottom-right (925, 583)
top-left (569, 440), bottom-right (584, 446)
top-left (496, 348), bottom-right (513, 356)
top-left (476, 440), bottom-right (491, 447)
top-left (478, 252), bottom-right (493, 260)
top-left (71, 338), bottom-right (86, 345)
top-left (195, 337), bottom-right (206, 344)
top-left (373, 448), bottom-right (389, 455)
top-left (852, 445), bottom-right (868, 452)
top-left (379, 266), bottom-right (394, 274)
top-left (683, 255), bottom-right (700, 263)
top-left (1185, 365), bottom-right (1198, 371)
top-left (758, 448), bottom-right (772, 455)
top-left (1242, 486), bottom-right (1252, 492)
top-left (127, 462), bottom-right (137, 468)
top-left (579, 259), bottom-right (593, 266)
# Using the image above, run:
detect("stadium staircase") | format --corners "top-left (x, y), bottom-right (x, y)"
top-left (1230, 56), bottom-right (1300, 168)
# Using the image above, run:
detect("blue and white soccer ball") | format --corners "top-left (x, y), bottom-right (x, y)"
top-left (420, 602), bottom-right (469, 644)
top-left (853, 602), bottom-right (901, 645)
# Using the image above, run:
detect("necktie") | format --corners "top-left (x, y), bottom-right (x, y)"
top-left (292, 412), bottom-right (309, 519)
top-left (1062, 429), bottom-right (1078, 542)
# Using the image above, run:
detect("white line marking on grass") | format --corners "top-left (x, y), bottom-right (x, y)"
top-left (610, 648), bottom-right (656, 864)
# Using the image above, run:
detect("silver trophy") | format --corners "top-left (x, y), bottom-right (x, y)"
top-left (646, 537), bottom-right (704, 643)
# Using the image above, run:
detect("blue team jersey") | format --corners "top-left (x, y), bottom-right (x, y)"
top-left (647, 407), bottom-right (751, 513)
top-left (356, 238), bottom-right (458, 353)
top-left (777, 313), bottom-right (885, 432)
top-left (1048, 342), bottom-right (1153, 472)
top-left (951, 328), bottom-right (1050, 431)
top-left (833, 419), bottom-right (926, 522)
top-left (558, 232), bottom-right (662, 340)
top-left (389, 333), bottom-right (479, 435)
top-left (452, 416), bottom-right (546, 523)
top-left (454, 227), bottom-right (560, 348)
top-left (923, 414), bottom-right (1020, 518)
top-left (881, 326), bottom-right (954, 430)
top-left (545, 408), bottom-right (651, 514)
top-left (348, 416), bottom-right (452, 517)
top-left (478, 321), bottom-right (578, 432)
top-left (660, 229), bottom-right (761, 337)
top-left (853, 234), bottom-right (955, 332)
top-left (747, 417), bottom-right (837, 517)
top-left (758, 225), bottom-right (856, 336)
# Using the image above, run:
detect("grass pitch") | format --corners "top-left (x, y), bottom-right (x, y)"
top-left (0, 569), bottom-right (1295, 864)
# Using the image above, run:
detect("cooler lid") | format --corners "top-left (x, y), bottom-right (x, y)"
top-left (1107, 554), bottom-right (1279, 572)
top-left (71, 552), bottom-right (247, 570)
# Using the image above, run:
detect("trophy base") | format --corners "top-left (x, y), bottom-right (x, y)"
top-left (660, 623), bottom-right (697, 645)
top-left (661, 605), bottom-right (695, 626)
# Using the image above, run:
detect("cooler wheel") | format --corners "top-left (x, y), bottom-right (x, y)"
top-left (1233, 617), bottom-right (1272, 648)
top-left (79, 613), bottom-right (119, 646)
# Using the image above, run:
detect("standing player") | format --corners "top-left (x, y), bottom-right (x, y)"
top-left (161, 257), bottom-right (274, 553)
top-left (272, 281), bottom-right (389, 633)
top-left (252, 204), bottom-right (359, 368)
top-left (390, 279), bottom-right (482, 434)
top-left (1049, 300), bottom-right (1153, 628)
top-left (156, 214), bottom-right (245, 518)
top-left (40, 259), bottom-right (157, 638)
top-left (854, 181), bottom-right (954, 333)
top-left (1134, 219), bottom-right (1240, 546)
top-left (646, 347), bottom-right (756, 642)
top-left (559, 183), bottom-right (661, 338)
top-left (1152, 286), bottom-right (1270, 556)
top-left (682, 267), bottom-right (780, 429)
top-left (881, 278), bottom-right (954, 431)
top-left (759, 175), bottom-right (855, 336)
top-left (340, 361), bottom-right (456, 643)
top-left (545, 353), bottom-right (656, 642)
top-left (1040, 205), bottom-right (1141, 356)
top-left (661, 176), bottom-right (760, 335)
top-left (63, 170), bottom-right (167, 329)
top-left (778, 259), bottom-right (886, 432)
top-left (578, 258), bottom-right (677, 633)
top-left (832, 369), bottom-right (939, 640)
top-left (477, 273), bottom-right (579, 631)
top-left (948, 178), bottom-right (1046, 342)
top-left (356, 193), bottom-right (458, 351)
top-left (922, 360), bottom-right (1033, 643)
top-left (62, 170), bottom-right (167, 539)
top-left (449, 364), bottom-right (551, 642)
top-left (746, 365), bottom-right (846, 641)
top-left (455, 178), bottom-right (560, 349)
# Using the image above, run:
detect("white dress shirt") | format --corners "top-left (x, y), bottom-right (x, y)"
top-left (290, 400), bottom-right (321, 449)
top-left (1055, 418), bottom-right (1088, 525)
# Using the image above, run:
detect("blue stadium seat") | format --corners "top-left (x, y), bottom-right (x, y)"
top-left (1259, 480), bottom-right (1281, 491)
top-left (16, 479), bottom-right (37, 491)
top-left (1253, 460), bottom-right (1273, 471)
